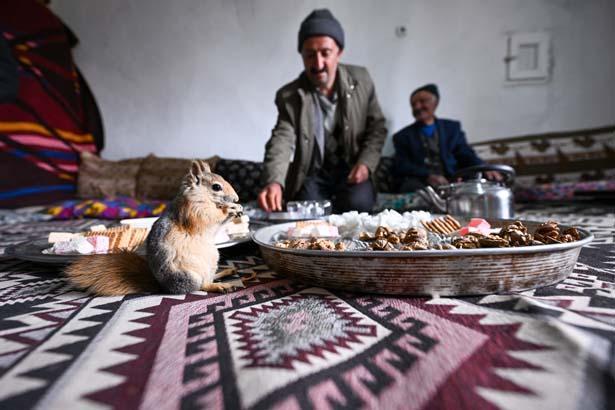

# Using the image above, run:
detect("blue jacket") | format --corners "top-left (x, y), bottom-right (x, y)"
top-left (392, 118), bottom-right (483, 179)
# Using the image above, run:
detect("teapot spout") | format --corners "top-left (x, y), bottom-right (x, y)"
top-left (417, 186), bottom-right (447, 213)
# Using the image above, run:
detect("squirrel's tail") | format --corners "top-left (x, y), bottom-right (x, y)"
top-left (65, 252), bottom-right (161, 296)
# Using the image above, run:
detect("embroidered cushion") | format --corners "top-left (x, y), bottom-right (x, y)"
top-left (77, 152), bottom-right (143, 198)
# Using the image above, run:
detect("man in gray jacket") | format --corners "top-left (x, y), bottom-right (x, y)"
top-left (258, 9), bottom-right (387, 213)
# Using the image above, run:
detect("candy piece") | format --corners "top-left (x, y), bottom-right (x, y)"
top-left (47, 232), bottom-right (77, 243)
top-left (287, 220), bottom-right (339, 238)
top-left (224, 215), bottom-right (250, 236)
top-left (85, 235), bottom-right (110, 254)
top-left (459, 218), bottom-right (491, 236)
top-left (45, 237), bottom-right (95, 255)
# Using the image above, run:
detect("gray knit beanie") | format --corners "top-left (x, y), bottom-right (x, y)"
top-left (297, 9), bottom-right (345, 52)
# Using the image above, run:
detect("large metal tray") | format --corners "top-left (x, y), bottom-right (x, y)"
top-left (252, 219), bottom-right (593, 296)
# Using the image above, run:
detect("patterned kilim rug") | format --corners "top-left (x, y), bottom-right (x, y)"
top-left (0, 206), bottom-right (613, 409)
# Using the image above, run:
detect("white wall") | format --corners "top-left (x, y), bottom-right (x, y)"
top-left (51, 0), bottom-right (615, 161)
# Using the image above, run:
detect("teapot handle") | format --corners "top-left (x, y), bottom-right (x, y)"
top-left (453, 164), bottom-right (515, 185)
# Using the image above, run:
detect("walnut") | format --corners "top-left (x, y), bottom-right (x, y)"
top-left (387, 233), bottom-right (401, 244)
top-left (562, 227), bottom-right (581, 241)
top-left (452, 235), bottom-right (479, 249)
top-left (400, 242), bottom-right (429, 251)
top-left (375, 226), bottom-right (390, 239)
top-left (335, 242), bottom-right (346, 251)
top-left (477, 234), bottom-right (510, 248)
top-left (359, 231), bottom-right (374, 241)
top-left (534, 220), bottom-right (561, 244)
top-left (430, 243), bottom-right (456, 250)
top-left (500, 220), bottom-right (528, 236)
top-left (403, 227), bottom-right (428, 244)
top-left (275, 240), bottom-right (291, 248)
top-left (412, 242), bottom-right (429, 250)
top-left (290, 239), bottom-right (310, 249)
top-left (499, 221), bottom-right (532, 246)
top-left (371, 238), bottom-right (395, 251)
top-left (308, 238), bottom-right (336, 250)
top-left (559, 234), bottom-right (575, 243)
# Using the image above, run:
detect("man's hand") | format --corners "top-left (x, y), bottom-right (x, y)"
top-left (427, 174), bottom-right (449, 187)
top-left (257, 183), bottom-right (283, 212)
top-left (347, 163), bottom-right (369, 185)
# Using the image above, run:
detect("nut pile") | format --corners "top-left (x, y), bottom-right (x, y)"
top-left (275, 237), bottom-right (346, 251)
top-left (359, 220), bottom-right (581, 251)
top-left (359, 226), bottom-right (454, 251)
top-left (273, 220), bottom-right (582, 252)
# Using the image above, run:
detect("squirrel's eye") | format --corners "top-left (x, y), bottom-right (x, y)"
top-left (212, 183), bottom-right (223, 192)
top-left (195, 176), bottom-right (201, 185)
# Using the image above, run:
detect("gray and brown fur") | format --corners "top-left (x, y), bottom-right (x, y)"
top-left (65, 160), bottom-right (242, 295)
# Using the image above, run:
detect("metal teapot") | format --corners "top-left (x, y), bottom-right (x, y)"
top-left (417, 164), bottom-right (516, 219)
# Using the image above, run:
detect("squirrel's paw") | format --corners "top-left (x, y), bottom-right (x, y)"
top-left (201, 282), bottom-right (236, 293)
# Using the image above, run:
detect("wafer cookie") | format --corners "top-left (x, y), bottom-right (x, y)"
top-left (421, 215), bottom-right (462, 234)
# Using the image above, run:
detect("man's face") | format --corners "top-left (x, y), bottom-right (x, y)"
top-left (410, 91), bottom-right (438, 124)
top-left (301, 36), bottom-right (342, 91)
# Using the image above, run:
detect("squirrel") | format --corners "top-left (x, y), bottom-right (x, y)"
top-left (65, 160), bottom-right (244, 295)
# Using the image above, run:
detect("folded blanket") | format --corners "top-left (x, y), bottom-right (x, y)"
top-left (46, 197), bottom-right (168, 220)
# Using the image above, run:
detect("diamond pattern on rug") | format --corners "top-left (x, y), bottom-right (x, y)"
top-left (227, 291), bottom-right (380, 369)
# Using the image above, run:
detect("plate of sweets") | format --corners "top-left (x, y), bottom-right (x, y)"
top-left (251, 210), bottom-right (593, 296)
top-left (5, 214), bottom-right (253, 264)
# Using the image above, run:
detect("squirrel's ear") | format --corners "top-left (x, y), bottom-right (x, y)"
top-left (190, 160), bottom-right (211, 176)
top-left (200, 160), bottom-right (211, 174)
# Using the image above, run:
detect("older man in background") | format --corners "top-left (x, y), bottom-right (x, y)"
top-left (393, 84), bottom-right (500, 192)
top-left (258, 9), bottom-right (387, 213)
